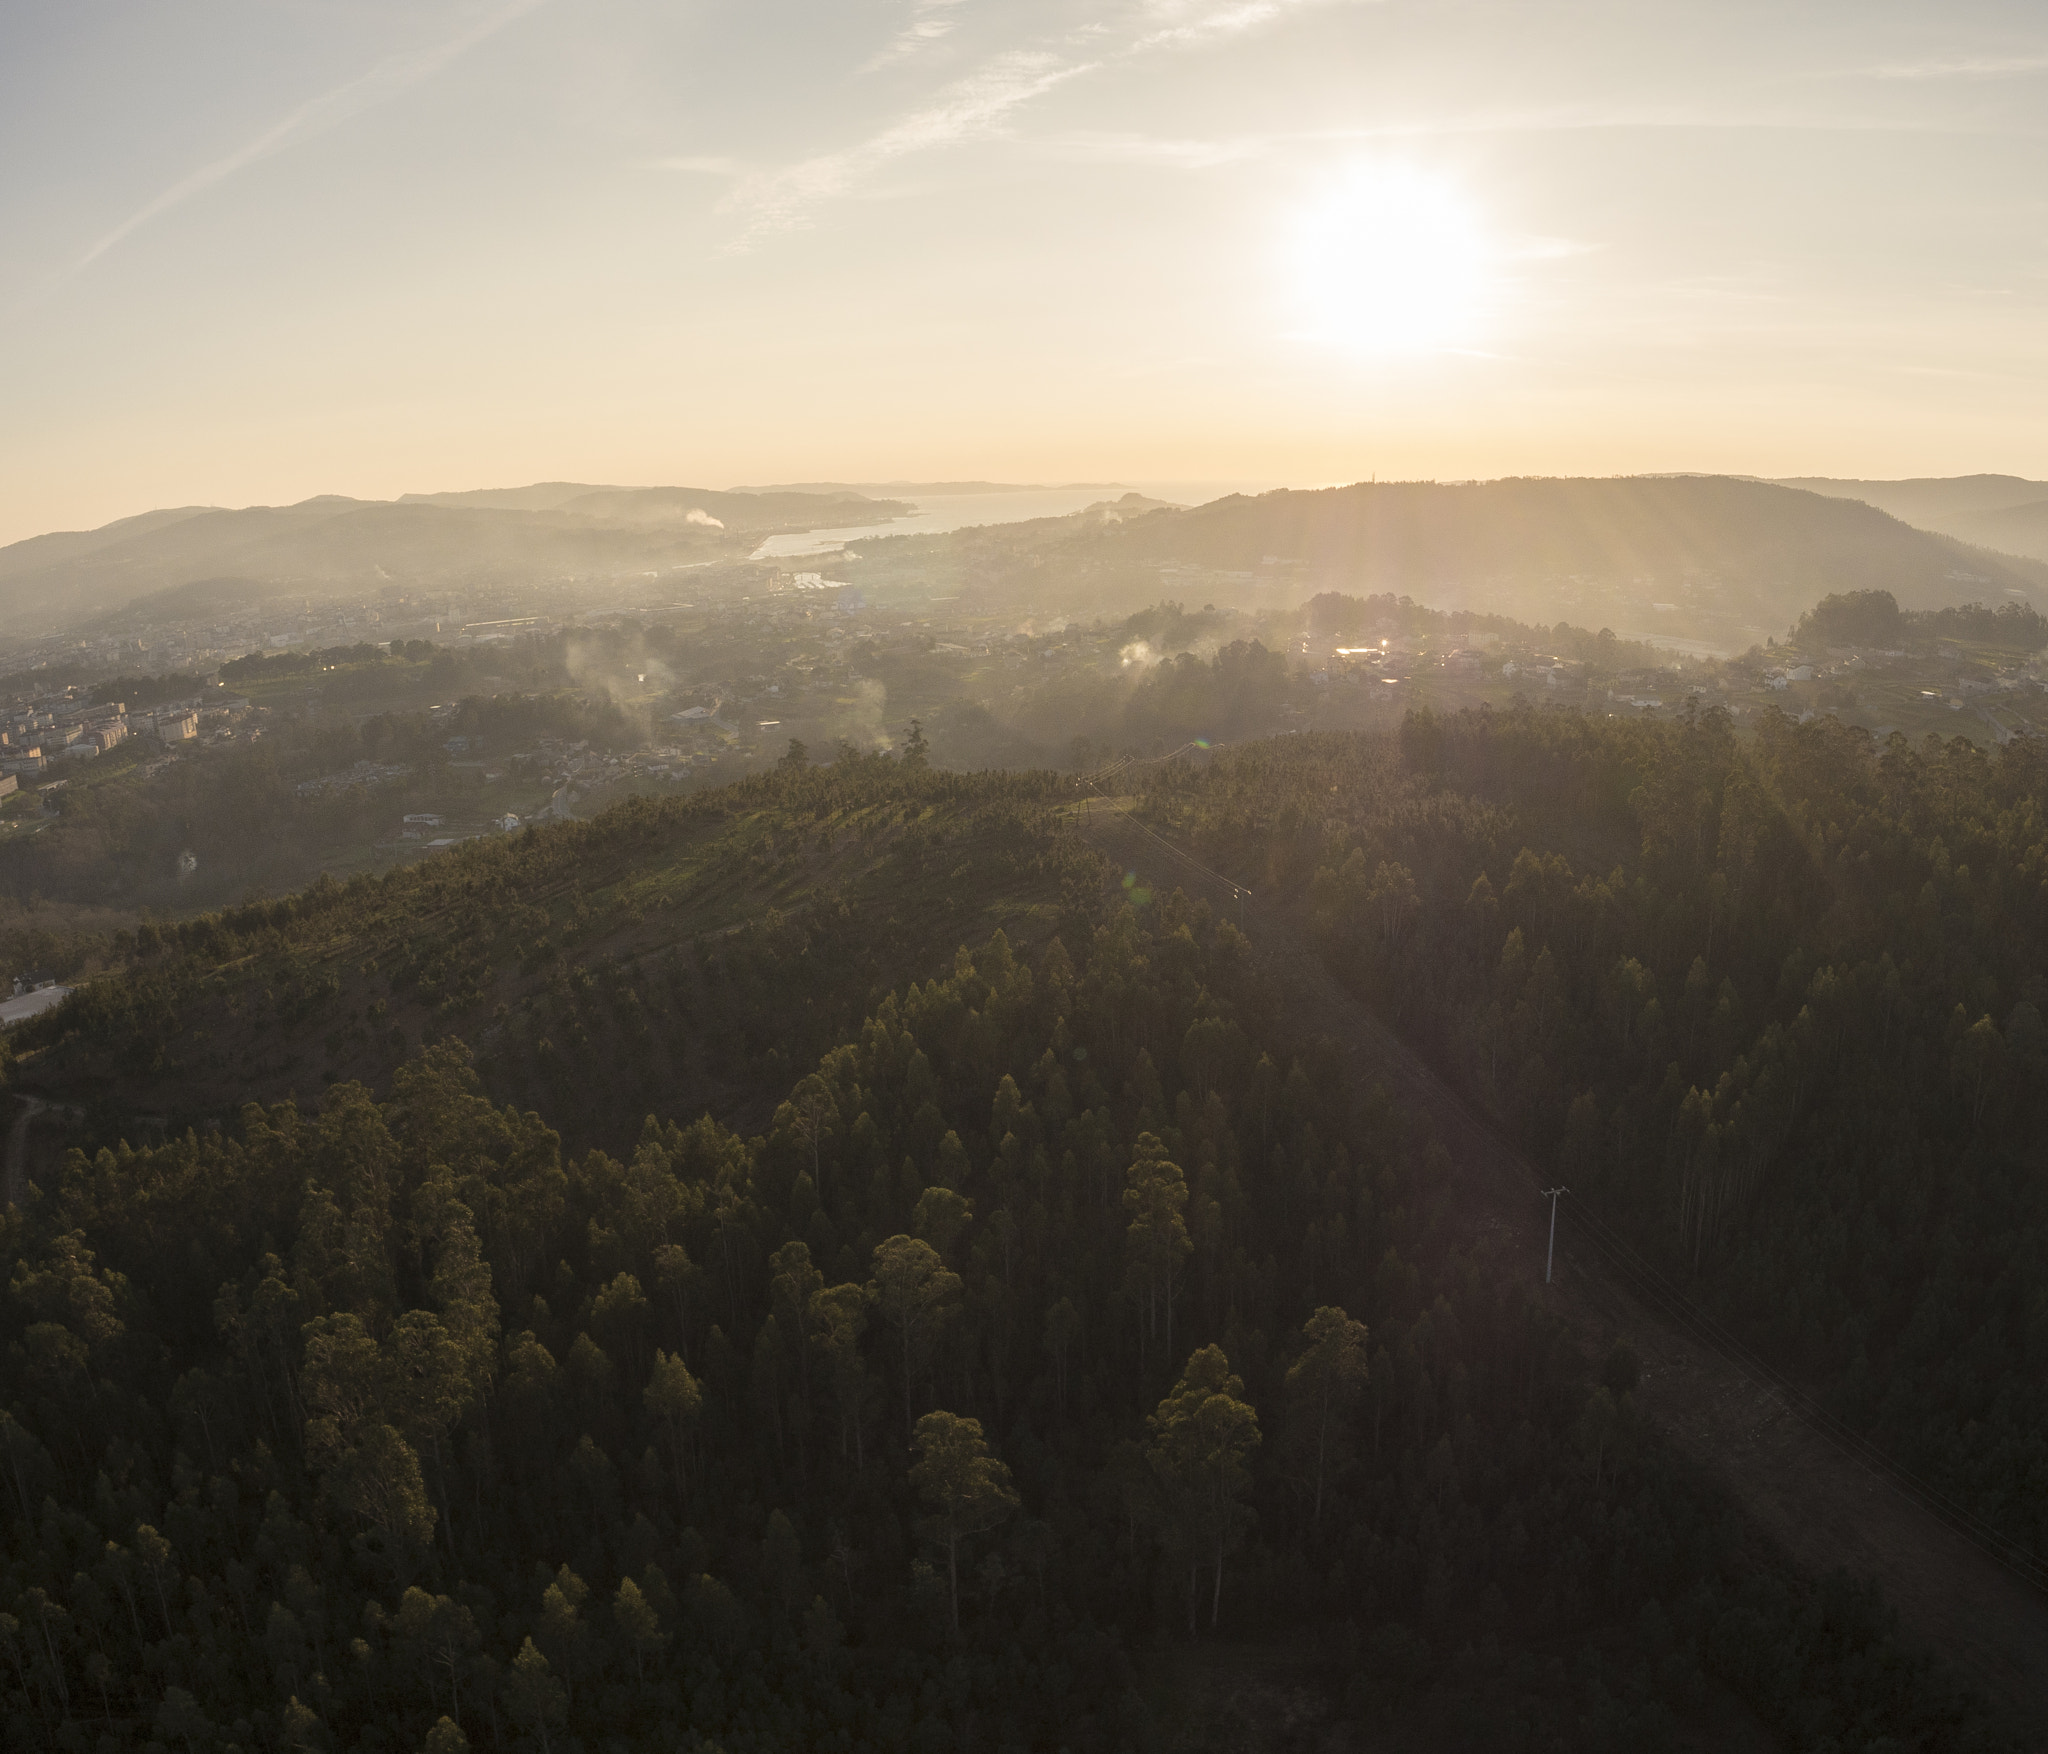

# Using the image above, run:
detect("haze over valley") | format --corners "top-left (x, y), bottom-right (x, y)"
top-left (5, 3), bottom-right (2048, 1751)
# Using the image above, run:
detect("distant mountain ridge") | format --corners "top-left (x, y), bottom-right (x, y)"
top-left (0, 484), bottom-right (912, 636)
top-left (1774, 475), bottom-right (2048, 563)
top-left (9, 473), bottom-right (2046, 652)
top-left (733, 480), bottom-right (1129, 495)
top-left (395, 482), bottom-right (617, 511)
top-left (867, 475), bottom-right (2048, 650)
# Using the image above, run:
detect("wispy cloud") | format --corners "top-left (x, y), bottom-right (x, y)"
top-left (865, 0), bottom-right (968, 71)
top-left (1132, 0), bottom-right (1345, 52)
top-left (1024, 97), bottom-right (2021, 177)
top-left (722, 50), bottom-right (1092, 240)
top-left (718, 0), bottom-right (1350, 239)
top-left (1030, 129), bottom-right (1275, 168)
top-left (69, 0), bottom-right (545, 279)
top-left (1861, 51), bottom-right (2048, 80)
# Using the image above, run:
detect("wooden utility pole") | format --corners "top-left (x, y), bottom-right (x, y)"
top-left (1542, 1188), bottom-right (1568, 1284)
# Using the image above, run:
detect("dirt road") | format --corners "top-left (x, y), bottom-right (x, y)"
top-left (1079, 797), bottom-right (2048, 1748)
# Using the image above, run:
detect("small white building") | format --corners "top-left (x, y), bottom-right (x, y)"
top-left (0, 982), bottom-right (71, 1028)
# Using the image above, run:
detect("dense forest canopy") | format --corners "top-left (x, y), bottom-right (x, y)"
top-left (1, 756), bottom-right (2023, 1752)
top-left (1136, 705), bottom-right (2048, 1569)
top-left (10, 761), bottom-right (1100, 1151)
top-left (1299, 593), bottom-right (1664, 669)
top-left (1793, 589), bottom-right (2048, 651)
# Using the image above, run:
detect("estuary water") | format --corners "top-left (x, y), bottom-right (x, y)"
top-left (747, 481), bottom-right (1279, 561)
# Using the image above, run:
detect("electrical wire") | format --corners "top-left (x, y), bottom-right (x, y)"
top-left (1074, 743), bottom-right (1253, 904)
top-left (1554, 1186), bottom-right (2048, 1592)
top-left (1079, 773), bottom-right (2048, 1599)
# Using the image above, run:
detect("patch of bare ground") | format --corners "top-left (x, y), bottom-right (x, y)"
top-left (1081, 798), bottom-right (2048, 1751)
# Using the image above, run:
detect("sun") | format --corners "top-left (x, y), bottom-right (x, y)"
top-left (1285, 165), bottom-right (1489, 358)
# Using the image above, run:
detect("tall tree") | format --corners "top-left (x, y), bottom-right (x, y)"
top-left (869, 1236), bottom-right (961, 1438)
top-left (643, 1350), bottom-right (702, 1507)
top-left (611, 1578), bottom-right (668, 1681)
top-left (1284, 1306), bottom-right (1369, 1521)
top-left (1122, 1134), bottom-right (1192, 1371)
top-left (1043, 1297), bottom-right (1081, 1418)
top-left (907, 1411), bottom-right (1018, 1637)
top-left (300, 1314), bottom-right (437, 1551)
top-left (1147, 1345), bottom-right (1261, 1633)
top-left (809, 1283), bottom-right (874, 1469)
top-left (504, 1638), bottom-right (564, 1754)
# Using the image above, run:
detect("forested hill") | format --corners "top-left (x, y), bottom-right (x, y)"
top-left (850, 476), bottom-right (2048, 648)
top-left (1776, 476), bottom-right (2048, 564)
top-left (0, 753), bottom-right (2014, 1753)
top-left (1135, 707), bottom-right (2048, 1582)
top-left (0, 485), bottom-right (907, 636)
top-left (1105, 477), bottom-right (2043, 606)
top-left (10, 758), bottom-right (1098, 1155)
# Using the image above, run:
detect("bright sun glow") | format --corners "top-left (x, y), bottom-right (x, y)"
top-left (1286, 165), bottom-right (1489, 357)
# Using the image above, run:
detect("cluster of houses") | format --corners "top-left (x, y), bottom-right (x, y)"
top-left (396, 810), bottom-right (523, 849)
top-left (293, 759), bottom-right (415, 799)
top-left (3, 697), bottom-right (136, 783)
top-left (1308, 642), bottom-right (1589, 692)
top-left (0, 977), bottom-right (70, 1028)
top-left (0, 687), bottom-right (253, 792)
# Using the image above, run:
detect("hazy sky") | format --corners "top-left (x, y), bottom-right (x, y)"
top-left (3, 0), bottom-right (2045, 543)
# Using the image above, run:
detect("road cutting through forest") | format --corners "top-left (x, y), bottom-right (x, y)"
top-left (1077, 794), bottom-right (2048, 1749)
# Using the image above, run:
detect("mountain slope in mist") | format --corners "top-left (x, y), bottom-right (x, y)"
top-left (1949, 499), bottom-right (2048, 563)
top-left (1776, 475), bottom-right (2048, 563)
top-left (0, 485), bottom-right (909, 636)
top-left (870, 475), bottom-right (2047, 648)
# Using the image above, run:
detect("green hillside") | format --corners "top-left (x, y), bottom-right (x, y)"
top-left (12, 759), bottom-right (1095, 1153)
top-left (1133, 706), bottom-right (2048, 1571)
top-left (845, 475), bottom-right (2048, 649)
top-left (1776, 476), bottom-right (2048, 562)
top-left (0, 755), bottom-right (2009, 1753)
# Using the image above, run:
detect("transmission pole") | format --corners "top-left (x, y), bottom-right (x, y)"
top-left (1541, 1188), bottom-right (1568, 1284)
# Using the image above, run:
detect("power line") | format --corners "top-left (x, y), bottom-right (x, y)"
top-left (1080, 774), bottom-right (2048, 1599)
top-left (1550, 1186), bottom-right (2048, 1593)
top-left (1074, 744), bottom-right (1252, 915)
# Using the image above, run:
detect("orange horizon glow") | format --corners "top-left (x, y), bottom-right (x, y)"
top-left (3, 2), bottom-right (2044, 545)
